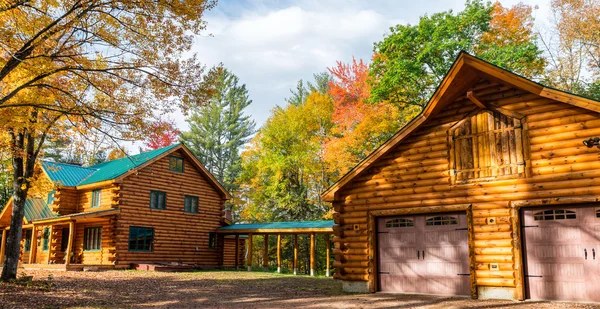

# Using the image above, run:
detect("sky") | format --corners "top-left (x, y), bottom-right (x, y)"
top-left (171, 0), bottom-right (552, 132)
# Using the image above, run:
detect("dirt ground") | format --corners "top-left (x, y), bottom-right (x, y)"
top-left (1, 269), bottom-right (599, 309)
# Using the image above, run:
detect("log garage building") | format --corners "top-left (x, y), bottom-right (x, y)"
top-left (322, 52), bottom-right (600, 302)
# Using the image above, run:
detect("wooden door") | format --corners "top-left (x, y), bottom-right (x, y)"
top-left (522, 207), bottom-right (590, 301)
top-left (377, 212), bottom-right (470, 296)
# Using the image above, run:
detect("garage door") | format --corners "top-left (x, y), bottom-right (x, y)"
top-left (522, 206), bottom-right (600, 302)
top-left (377, 212), bottom-right (470, 295)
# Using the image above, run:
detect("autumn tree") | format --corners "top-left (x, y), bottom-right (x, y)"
top-left (181, 66), bottom-right (255, 215)
top-left (370, 0), bottom-right (545, 109)
top-left (0, 0), bottom-right (214, 280)
top-left (286, 72), bottom-right (332, 106)
top-left (144, 118), bottom-right (181, 150)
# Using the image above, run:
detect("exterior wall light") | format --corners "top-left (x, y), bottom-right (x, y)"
top-left (583, 137), bottom-right (600, 148)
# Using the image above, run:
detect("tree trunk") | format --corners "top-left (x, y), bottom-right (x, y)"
top-left (1, 127), bottom-right (36, 280)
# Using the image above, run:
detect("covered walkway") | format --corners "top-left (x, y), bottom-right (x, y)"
top-left (217, 220), bottom-right (334, 276)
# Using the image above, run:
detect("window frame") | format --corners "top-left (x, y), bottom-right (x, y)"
top-left (168, 156), bottom-right (184, 173)
top-left (41, 227), bottom-right (50, 251)
top-left (208, 232), bottom-right (217, 249)
top-left (184, 195), bottom-right (199, 214)
top-left (83, 226), bottom-right (102, 252)
top-left (150, 190), bottom-right (167, 210)
top-left (24, 229), bottom-right (32, 252)
top-left (385, 218), bottom-right (414, 228)
top-left (426, 215), bottom-right (459, 226)
top-left (128, 226), bottom-right (155, 252)
top-left (91, 189), bottom-right (102, 208)
top-left (533, 209), bottom-right (577, 221)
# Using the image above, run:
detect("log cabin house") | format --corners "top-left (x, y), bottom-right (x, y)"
top-left (322, 52), bottom-right (600, 302)
top-left (0, 143), bottom-right (244, 270)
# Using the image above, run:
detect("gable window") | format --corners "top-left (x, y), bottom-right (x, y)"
top-left (61, 228), bottom-right (69, 252)
top-left (129, 226), bottom-right (154, 252)
top-left (24, 229), bottom-right (32, 252)
top-left (47, 190), bottom-right (56, 205)
top-left (450, 110), bottom-right (525, 183)
top-left (42, 227), bottom-right (50, 251)
top-left (208, 232), bottom-right (217, 249)
top-left (91, 189), bottom-right (102, 208)
top-left (385, 218), bottom-right (414, 228)
top-left (150, 191), bottom-right (166, 210)
top-left (426, 216), bottom-right (458, 226)
top-left (169, 156), bottom-right (184, 173)
top-left (534, 209), bottom-right (576, 221)
top-left (84, 226), bottom-right (102, 251)
top-left (184, 195), bottom-right (199, 214)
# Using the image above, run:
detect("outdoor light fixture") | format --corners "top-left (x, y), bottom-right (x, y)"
top-left (583, 137), bottom-right (600, 148)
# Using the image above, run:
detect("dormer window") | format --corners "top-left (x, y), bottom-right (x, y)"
top-left (169, 156), bottom-right (184, 173)
top-left (449, 110), bottom-right (525, 184)
top-left (91, 189), bottom-right (101, 208)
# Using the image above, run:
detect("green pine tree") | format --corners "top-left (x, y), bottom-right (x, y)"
top-left (181, 66), bottom-right (256, 212)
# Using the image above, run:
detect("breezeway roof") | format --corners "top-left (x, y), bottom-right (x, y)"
top-left (217, 220), bottom-right (334, 234)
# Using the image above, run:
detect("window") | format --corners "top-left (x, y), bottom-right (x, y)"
top-left (208, 232), bottom-right (217, 249)
top-left (597, 209), bottom-right (600, 218)
top-left (150, 191), bottom-right (166, 210)
top-left (42, 227), bottom-right (50, 251)
top-left (450, 110), bottom-right (525, 183)
top-left (83, 227), bottom-right (102, 251)
top-left (426, 216), bottom-right (458, 226)
top-left (385, 218), bottom-right (413, 228)
top-left (169, 156), bottom-right (184, 173)
top-left (47, 190), bottom-right (56, 205)
top-left (61, 228), bottom-right (69, 252)
top-left (129, 226), bottom-right (154, 252)
top-left (91, 189), bottom-right (102, 208)
top-left (24, 229), bottom-right (32, 252)
top-left (534, 209), bottom-right (576, 221)
top-left (184, 195), bottom-right (199, 213)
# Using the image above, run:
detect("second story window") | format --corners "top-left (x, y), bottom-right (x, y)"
top-left (91, 189), bottom-right (102, 208)
top-left (169, 156), bottom-right (184, 173)
top-left (184, 195), bottom-right (199, 214)
top-left (150, 190), bottom-right (166, 210)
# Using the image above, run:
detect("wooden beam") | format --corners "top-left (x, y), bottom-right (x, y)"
top-left (325, 234), bottom-right (331, 277)
top-left (65, 221), bottom-right (75, 265)
top-left (0, 228), bottom-right (7, 265)
top-left (28, 225), bottom-right (36, 264)
top-left (234, 234), bottom-right (239, 270)
top-left (310, 232), bottom-right (315, 276)
top-left (466, 91), bottom-right (487, 108)
top-left (293, 234), bottom-right (298, 275)
top-left (263, 234), bottom-right (269, 271)
top-left (276, 234), bottom-right (281, 273)
top-left (247, 233), bottom-right (253, 271)
top-left (46, 225), bottom-right (53, 265)
top-left (466, 91), bottom-right (525, 120)
top-left (511, 207), bottom-right (525, 300)
top-left (216, 228), bottom-right (333, 234)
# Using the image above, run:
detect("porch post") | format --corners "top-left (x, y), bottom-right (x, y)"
top-left (65, 221), bottom-right (75, 265)
top-left (46, 225), bottom-right (53, 264)
top-left (276, 233), bottom-right (281, 273)
top-left (0, 228), bottom-right (7, 265)
top-left (310, 232), bottom-right (315, 276)
top-left (234, 234), bottom-right (239, 270)
top-left (28, 224), bottom-right (36, 264)
top-left (293, 234), bottom-right (298, 275)
top-left (326, 234), bottom-right (331, 277)
top-left (247, 233), bottom-right (253, 271)
top-left (262, 234), bottom-right (269, 271)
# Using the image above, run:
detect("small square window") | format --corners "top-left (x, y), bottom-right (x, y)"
top-left (91, 189), bottom-right (102, 208)
top-left (184, 195), bottom-right (199, 214)
top-left (150, 191), bottom-right (166, 210)
top-left (208, 232), bottom-right (217, 249)
top-left (169, 156), bottom-right (184, 173)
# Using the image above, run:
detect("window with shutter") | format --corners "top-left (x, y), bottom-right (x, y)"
top-left (450, 110), bottom-right (525, 183)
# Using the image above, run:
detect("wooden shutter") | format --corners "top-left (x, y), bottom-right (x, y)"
top-left (451, 110), bottom-right (525, 183)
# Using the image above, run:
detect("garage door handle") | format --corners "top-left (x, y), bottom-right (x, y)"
top-left (584, 248), bottom-right (587, 260)
top-left (417, 250), bottom-right (420, 259)
top-left (422, 250), bottom-right (425, 259)
top-left (593, 248), bottom-right (596, 260)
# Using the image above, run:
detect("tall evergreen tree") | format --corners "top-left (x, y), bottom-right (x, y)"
top-left (181, 66), bottom-right (255, 210)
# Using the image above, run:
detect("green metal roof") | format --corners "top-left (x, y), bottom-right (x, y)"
top-left (24, 198), bottom-right (56, 222)
top-left (218, 220), bottom-right (334, 231)
top-left (42, 161), bottom-right (97, 187)
top-left (42, 143), bottom-right (180, 187)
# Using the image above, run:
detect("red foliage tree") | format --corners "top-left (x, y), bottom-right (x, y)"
top-left (144, 118), bottom-right (180, 150)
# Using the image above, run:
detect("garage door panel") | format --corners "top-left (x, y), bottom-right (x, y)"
top-left (379, 246), bottom-right (419, 260)
top-left (527, 262), bottom-right (585, 277)
top-left (379, 274), bottom-right (421, 293)
top-left (380, 262), bottom-right (422, 275)
top-left (422, 277), bottom-right (470, 295)
top-left (530, 244), bottom-right (583, 259)
top-left (528, 279), bottom-right (587, 301)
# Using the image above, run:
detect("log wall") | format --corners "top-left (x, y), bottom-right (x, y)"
top-left (223, 237), bottom-right (245, 267)
top-left (332, 79), bottom-right (600, 297)
top-left (115, 149), bottom-right (226, 266)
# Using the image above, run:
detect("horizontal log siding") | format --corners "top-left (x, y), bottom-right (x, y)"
top-left (223, 238), bottom-right (245, 267)
top-left (73, 220), bottom-right (115, 265)
top-left (115, 149), bottom-right (225, 266)
top-left (332, 80), bottom-right (600, 292)
top-left (55, 188), bottom-right (78, 215)
top-left (77, 185), bottom-right (119, 213)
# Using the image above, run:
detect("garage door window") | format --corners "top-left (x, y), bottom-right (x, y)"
top-left (596, 209), bottom-right (600, 218)
top-left (426, 216), bottom-right (458, 226)
top-left (385, 218), bottom-right (413, 228)
top-left (533, 209), bottom-right (576, 221)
